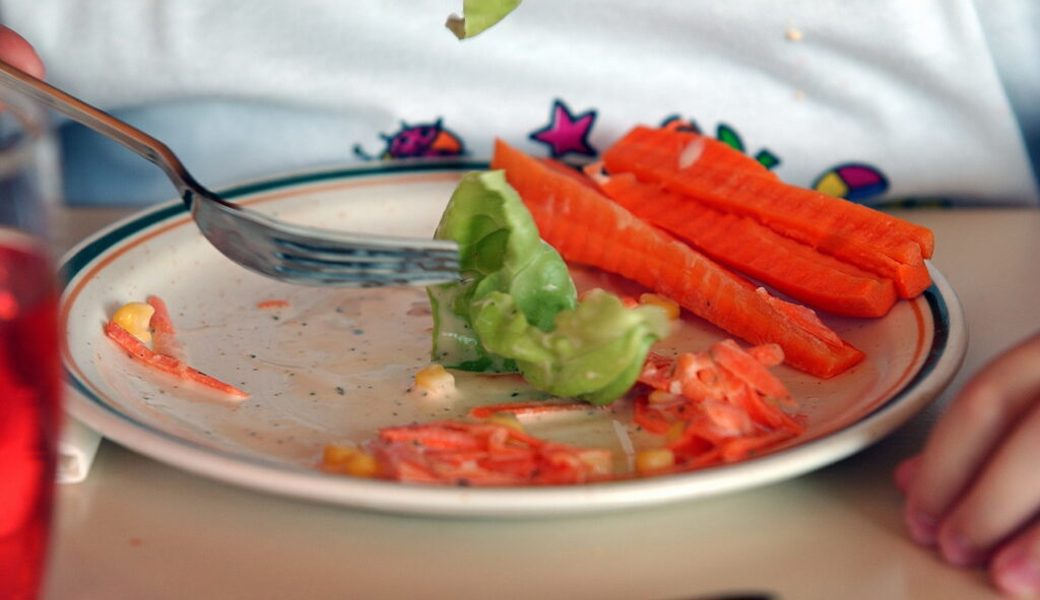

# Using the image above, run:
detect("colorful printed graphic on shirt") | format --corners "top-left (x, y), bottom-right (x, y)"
top-left (529, 99), bottom-right (598, 159)
top-left (812, 163), bottom-right (889, 202)
top-left (352, 105), bottom-right (891, 204)
top-left (716, 124), bottom-right (781, 170)
top-left (353, 118), bottom-right (466, 160)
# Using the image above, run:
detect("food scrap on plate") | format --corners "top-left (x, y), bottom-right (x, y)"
top-left (103, 295), bottom-right (248, 401)
top-left (324, 420), bottom-right (612, 486)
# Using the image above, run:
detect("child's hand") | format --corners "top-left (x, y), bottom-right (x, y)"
top-left (896, 332), bottom-right (1040, 597)
top-left (0, 25), bottom-right (44, 78)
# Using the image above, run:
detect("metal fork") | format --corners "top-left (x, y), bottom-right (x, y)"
top-left (0, 60), bottom-right (460, 287)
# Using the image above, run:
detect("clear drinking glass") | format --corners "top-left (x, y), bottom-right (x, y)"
top-left (0, 79), bottom-right (62, 599)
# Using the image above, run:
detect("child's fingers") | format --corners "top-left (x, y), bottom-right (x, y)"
top-left (934, 401), bottom-right (1040, 567)
top-left (903, 334), bottom-right (1040, 545)
top-left (0, 26), bottom-right (45, 78)
top-left (893, 454), bottom-right (921, 494)
top-left (991, 517), bottom-right (1040, 598)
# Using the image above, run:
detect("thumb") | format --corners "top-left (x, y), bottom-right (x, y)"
top-left (0, 25), bottom-right (45, 78)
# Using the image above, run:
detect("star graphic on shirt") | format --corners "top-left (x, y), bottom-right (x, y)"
top-left (529, 99), bottom-right (598, 158)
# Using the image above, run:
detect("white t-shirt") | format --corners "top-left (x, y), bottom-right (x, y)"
top-left (3, 0), bottom-right (1038, 205)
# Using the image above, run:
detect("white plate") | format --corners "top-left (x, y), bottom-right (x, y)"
top-left (60, 162), bottom-right (966, 518)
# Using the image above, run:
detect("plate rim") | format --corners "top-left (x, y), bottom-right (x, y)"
top-left (59, 162), bottom-right (967, 518)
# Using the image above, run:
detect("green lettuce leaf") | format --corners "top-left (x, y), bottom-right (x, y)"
top-left (446, 0), bottom-right (522, 39)
top-left (428, 170), bottom-right (670, 404)
top-left (428, 170), bottom-right (576, 372)
top-left (471, 288), bottom-right (670, 405)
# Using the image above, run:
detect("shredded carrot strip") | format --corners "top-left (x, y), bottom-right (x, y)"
top-left (105, 302), bottom-right (248, 401)
top-left (145, 295), bottom-right (182, 358)
top-left (367, 421), bottom-right (612, 486)
top-left (257, 299), bottom-right (290, 310)
top-left (468, 401), bottom-right (593, 420)
top-left (146, 295), bottom-right (176, 334)
top-left (633, 339), bottom-right (801, 469)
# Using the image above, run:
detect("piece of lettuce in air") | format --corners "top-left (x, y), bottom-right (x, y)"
top-left (428, 170), bottom-right (670, 405)
top-left (445, 0), bottom-right (522, 39)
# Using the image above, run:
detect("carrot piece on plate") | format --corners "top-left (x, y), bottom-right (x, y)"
top-left (491, 138), bottom-right (863, 379)
top-left (104, 319), bottom-right (248, 400)
top-left (634, 340), bottom-right (802, 468)
top-left (145, 295), bottom-right (176, 334)
top-left (467, 400), bottom-right (593, 420)
top-left (597, 172), bottom-right (899, 317)
top-left (145, 294), bottom-right (183, 357)
top-left (602, 126), bottom-right (934, 297)
top-left (369, 421), bottom-right (612, 485)
top-left (256, 299), bottom-right (290, 310)
top-left (658, 119), bottom-right (781, 178)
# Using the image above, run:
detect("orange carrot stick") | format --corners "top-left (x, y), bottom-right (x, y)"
top-left (104, 321), bottom-right (248, 400)
top-left (608, 125), bottom-right (935, 257)
top-left (602, 126), bottom-right (934, 297)
top-left (492, 139), bottom-right (864, 379)
top-left (598, 172), bottom-right (899, 317)
top-left (658, 120), bottom-right (780, 178)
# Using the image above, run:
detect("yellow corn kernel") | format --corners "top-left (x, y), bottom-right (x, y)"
top-left (635, 448), bottom-right (676, 475)
top-left (112, 302), bottom-right (155, 343)
top-left (413, 363), bottom-right (455, 397)
top-left (639, 293), bottom-right (681, 320)
top-left (343, 452), bottom-right (378, 478)
top-left (321, 443), bottom-right (355, 466)
top-left (321, 444), bottom-right (378, 478)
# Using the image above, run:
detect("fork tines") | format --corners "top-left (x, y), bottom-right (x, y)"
top-left (272, 237), bottom-right (460, 287)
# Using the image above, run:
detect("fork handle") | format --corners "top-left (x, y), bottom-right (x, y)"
top-left (0, 59), bottom-right (209, 208)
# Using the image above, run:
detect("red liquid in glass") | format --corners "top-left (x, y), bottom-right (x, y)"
top-left (0, 239), bottom-right (61, 600)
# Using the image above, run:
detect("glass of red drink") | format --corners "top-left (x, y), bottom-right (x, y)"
top-left (0, 77), bottom-right (62, 599)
